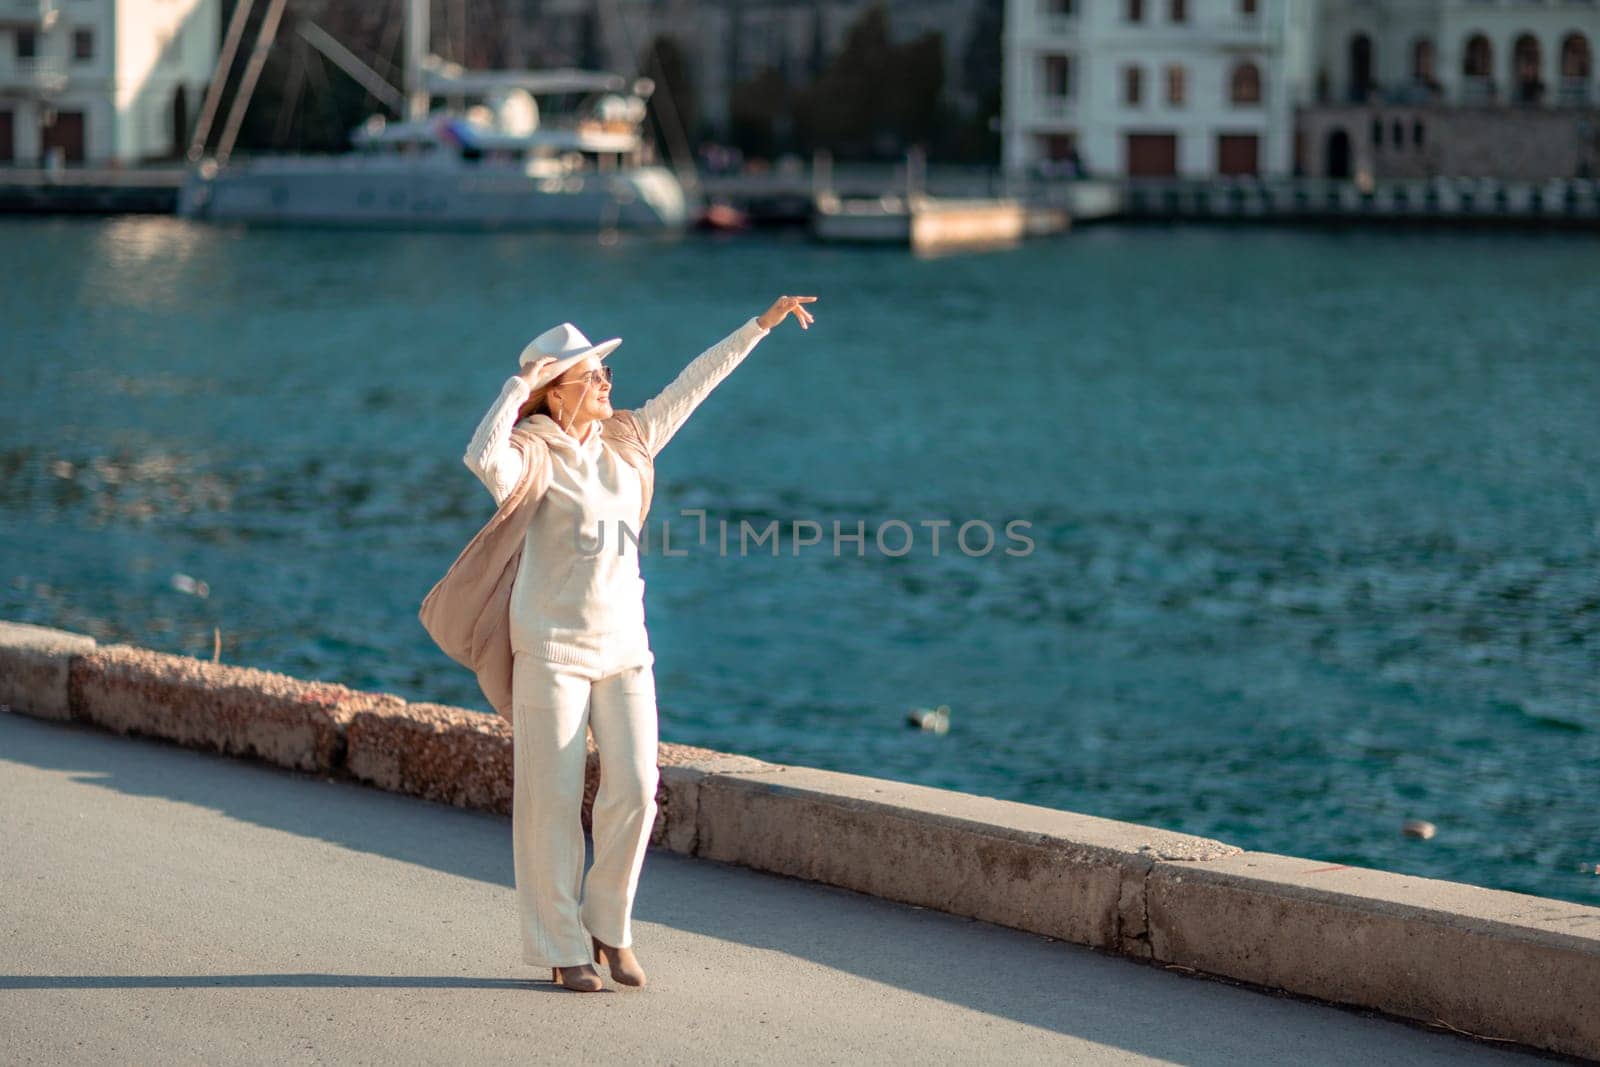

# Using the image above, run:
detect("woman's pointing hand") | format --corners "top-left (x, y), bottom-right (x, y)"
top-left (757, 295), bottom-right (818, 331)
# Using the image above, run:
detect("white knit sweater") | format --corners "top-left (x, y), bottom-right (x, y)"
top-left (463, 316), bottom-right (771, 673)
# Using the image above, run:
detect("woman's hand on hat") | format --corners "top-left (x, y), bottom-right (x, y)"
top-left (757, 295), bottom-right (817, 331)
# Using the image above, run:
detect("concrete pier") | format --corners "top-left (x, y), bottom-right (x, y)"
top-left (0, 167), bottom-right (185, 214)
top-left (2, 620), bottom-right (1596, 1060)
top-left (1114, 176), bottom-right (1600, 226)
top-left (5, 165), bottom-right (1596, 230)
top-left (715, 169), bottom-right (1600, 228)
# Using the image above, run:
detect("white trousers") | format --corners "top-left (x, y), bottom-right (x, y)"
top-left (511, 650), bottom-right (661, 969)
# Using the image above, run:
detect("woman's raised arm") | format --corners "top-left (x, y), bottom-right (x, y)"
top-left (463, 374), bottom-right (532, 506)
top-left (632, 296), bottom-right (817, 458)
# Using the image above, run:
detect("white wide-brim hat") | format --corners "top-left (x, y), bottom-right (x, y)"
top-left (518, 321), bottom-right (622, 391)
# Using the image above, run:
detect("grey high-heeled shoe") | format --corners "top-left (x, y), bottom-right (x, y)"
top-left (592, 935), bottom-right (647, 987)
top-left (550, 963), bottom-right (604, 992)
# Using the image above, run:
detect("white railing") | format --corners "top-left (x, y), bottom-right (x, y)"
top-left (1459, 75), bottom-right (1497, 105)
top-left (9, 56), bottom-right (68, 92)
top-left (1033, 0), bottom-right (1079, 39)
top-left (1035, 94), bottom-right (1075, 119)
top-left (1198, 15), bottom-right (1274, 46)
top-left (1036, 13), bottom-right (1078, 37)
top-left (0, 0), bottom-right (57, 28)
top-left (1557, 78), bottom-right (1592, 107)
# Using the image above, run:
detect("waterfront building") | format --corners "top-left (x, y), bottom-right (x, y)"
top-left (1002, 0), bottom-right (1319, 179)
top-left (0, 0), bottom-right (219, 165)
top-left (1303, 0), bottom-right (1600, 179)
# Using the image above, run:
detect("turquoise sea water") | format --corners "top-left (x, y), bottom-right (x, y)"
top-left (3, 216), bottom-right (1597, 906)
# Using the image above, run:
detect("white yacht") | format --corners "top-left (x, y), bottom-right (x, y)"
top-left (178, 3), bottom-right (692, 230)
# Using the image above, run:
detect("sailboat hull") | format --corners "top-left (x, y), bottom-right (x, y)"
top-left (178, 160), bottom-right (691, 231)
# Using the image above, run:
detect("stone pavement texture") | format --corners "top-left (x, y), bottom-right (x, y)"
top-left (0, 711), bottom-right (1554, 1065)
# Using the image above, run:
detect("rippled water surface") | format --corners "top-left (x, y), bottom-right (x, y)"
top-left (3, 216), bottom-right (1597, 906)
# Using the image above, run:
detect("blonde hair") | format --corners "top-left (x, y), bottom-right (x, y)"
top-left (516, 382), bottom-right (555, 424)
top-left (517, 369), bottom-right (591, 427)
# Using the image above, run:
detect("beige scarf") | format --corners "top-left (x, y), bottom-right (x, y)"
top-left (418, 410), bottom-right (656, 719)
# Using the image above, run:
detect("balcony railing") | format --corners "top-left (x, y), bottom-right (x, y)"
top-left (5, 57), bottom-right (69, 94)
top-left (1035, 94), bottom-right (1075, 120)
top-left (1198, 16), bottom-right (1274, 46)
top-left (1033, 1), bottom-right (1079, 38)
top-left (1459, 76), bottom-right (1497, 106)
top-left (1389, 80), bottom-right (1444, 105)
top-left (0, 0), bottom-right (58, 29)
top-left (1037, 13), bottom-right (1078, 37)
top-left (1557, 78), bottom-right (1592, 107)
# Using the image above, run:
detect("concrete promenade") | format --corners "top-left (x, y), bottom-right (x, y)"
top-left (0, 709), bottom-right (1549, 1065)
top-left (8, 164), bottom-right (1598, 228)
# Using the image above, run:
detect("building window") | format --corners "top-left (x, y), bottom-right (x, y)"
top-left (1126, 0), bottom-right (1144, 23)
top-left (1348, 33), bottom-right (1374, 102)
top-left (1045, 0), bottom-right (1075, 14)
top-left (1230, 61), bottom-right (1262, 105)
top-left (1124, 65), bottom-right (1143, 106)
top-left (1391, 120), bottom-right (1403, 147)
top-left (1513, 34), bottom-right (1544, 104)
top-left (1370, 117), bottom-right (1382, 148)
top-left (1170, 0), bottom-right (1186, 22)
top-left (1463, 34), bottom-right (1493, 78)
top-left (1043, 54), bottom-right (1073, 99)
top-left (1413, 120), bottom-right (1425, 147)
top-left (1561, 33), bottom-right (1594, 104)
top-left (1240, 0), bottom-right (1257, 14)
top-left (1561, 33), bottom-right (1592, 79)
top-left (17, 29), bottom-right (37, 59)
top-left (1166, 64), bottom-right (1186, 106)
top-left (73, 28), bottom-right (93, 62)
top-left (1412, 38), bottom-right (1436, 86)
top-left (1461, 33), bottom-right (1495, 102)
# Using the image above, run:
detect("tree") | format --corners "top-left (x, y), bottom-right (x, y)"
top-left (885, 31), bottom-right (945, 151)
top-left (954, 0), bottom-right (1004, 163)
top-left (793, 2), bottom-right (894, 159)
top-left (729, 65), bottom-right (789, 158)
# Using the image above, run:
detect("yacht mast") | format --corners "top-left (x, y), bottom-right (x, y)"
top-left (404, 0), bottom-right (430, 120)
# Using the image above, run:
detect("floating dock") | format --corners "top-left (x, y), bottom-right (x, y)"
top-left (811, 192), bottom-right (1068, 252)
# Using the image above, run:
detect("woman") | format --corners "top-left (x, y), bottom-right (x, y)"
top-left (431, 295), bottom-right (817, 993)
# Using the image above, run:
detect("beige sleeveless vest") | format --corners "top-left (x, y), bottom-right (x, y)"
top-left (418, 410), bottom-right (655, 719)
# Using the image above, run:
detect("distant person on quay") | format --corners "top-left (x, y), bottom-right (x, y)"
top-left (420, 294), bottom-right (818, 992)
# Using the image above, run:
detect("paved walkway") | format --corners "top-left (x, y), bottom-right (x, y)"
top-left (0, 711), bottom-right (1549, 1064)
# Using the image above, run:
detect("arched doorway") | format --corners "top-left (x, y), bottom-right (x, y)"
top-left (170, 85), bottom-right (188, 158)
top-left (1513, 34), bottom-right (1544, 104)
top-left (1349, 34), bottom-right (1374, 102)
top-left (1463, 33), bottom-right (1494, 102)
top-left (1326, 128), bottom-right (1352, 178)
top-left (1561, 33), bottom-right (1592, 105)
top-left (1412, 37), bottom-right (1438, 97)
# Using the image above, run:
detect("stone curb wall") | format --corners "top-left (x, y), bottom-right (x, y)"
top-left (2, 620), bottom-right (1595, 1060)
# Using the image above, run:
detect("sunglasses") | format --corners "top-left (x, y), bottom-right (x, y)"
top-left (556, 366), bottom-right (613, 389)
